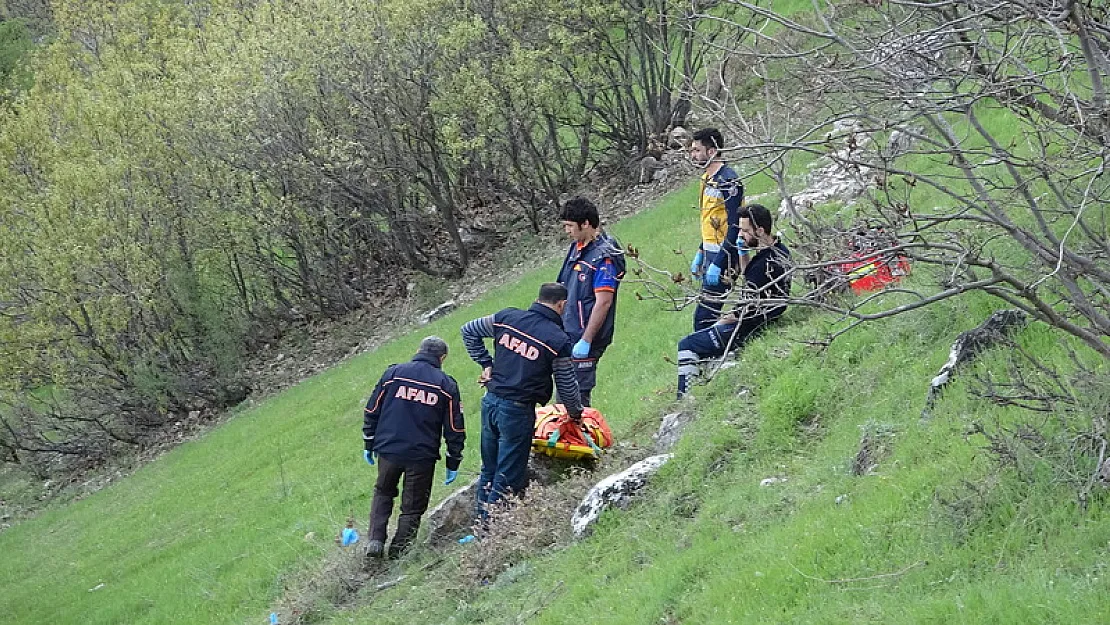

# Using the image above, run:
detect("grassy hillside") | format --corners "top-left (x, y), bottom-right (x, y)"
top-left (0, 180), bottom-right (695, 625)
top-left (3, 146), bottom-right (1109, 624)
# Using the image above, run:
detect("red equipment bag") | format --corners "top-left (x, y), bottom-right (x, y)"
top-left (841, 252), bottom-right (911, 294)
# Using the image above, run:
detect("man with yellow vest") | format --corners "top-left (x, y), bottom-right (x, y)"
top-left (688, 128), bottom-right (745, 331)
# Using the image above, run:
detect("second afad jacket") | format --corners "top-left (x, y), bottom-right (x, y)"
top-left (362, 353), bottom-right (465, 470)
top-left (556, 232), bottom-right (626, 350)
top-left (462, 303), bottom-right (576, 406)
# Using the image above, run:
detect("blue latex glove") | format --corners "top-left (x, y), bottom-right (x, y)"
top-left (363, 450), bottom-right (376, 466)
top-left (572, 338), bottom-right (591, 359)
top-left (341, 527), bottom-right (360, 547)
top-left (704, 263), bottom-right (722, 286)
top-left (445, 469), bottom-right (458, 486)
top-left (690, 250), bottom-right (704, 277)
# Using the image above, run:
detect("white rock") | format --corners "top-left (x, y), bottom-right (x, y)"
top-left (572, 454), bottom-right (673, 537)
top-left (759, 477), bottom-right (786, 487)
top-left (653, 412), bottom-right (693, 452)
top-left (423, 478), bottom-right (479, 544)
top-left (419, 300), bottom-right (457, 325)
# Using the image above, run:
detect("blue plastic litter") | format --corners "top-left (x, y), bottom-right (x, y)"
top-left (458, 534), bottom-right (476, 545)
top-left (341, 527), bottom-right (360, 547)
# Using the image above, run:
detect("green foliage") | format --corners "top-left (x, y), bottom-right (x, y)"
top-left (2, 1), bottom-right (1109, 624)
top-left (2, 145), bottom-right (1108, 624)
top-left (0, 0), bottom-right (726, 465)
top-left (0, 18), bottom-right (33, 94)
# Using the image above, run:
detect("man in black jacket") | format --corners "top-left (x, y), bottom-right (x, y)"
top-left (676, 204), bottom-right (791, 397)
top-left (362, 336), bottom-right (465, 558)
top-left (460, 283), bottom-right (583, 517)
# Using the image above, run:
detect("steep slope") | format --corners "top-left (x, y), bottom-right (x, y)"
top-left (2, 166), bottom-right (1107, 624)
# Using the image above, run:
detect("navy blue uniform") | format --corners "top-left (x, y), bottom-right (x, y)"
top-left (678, 241), bottom-right (791, 397)
top-left (557, 232), bottom-right (625, 350)
top-left (362, 352), bottom-right (465, 557)
top-left (461, 303), bottom-right (583, 514)
top-left (363, 353), bottom-right (465, 470)
top-left (557, 232), bottom-right (625, 404)
top-left (462, 304), bottom-right (583, 410)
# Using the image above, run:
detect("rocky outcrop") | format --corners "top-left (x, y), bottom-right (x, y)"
top-left (419, 301), bottom-right (457, 325)
top-left (639, 156), bottom-right (667, 184)
top-left (779, 119), bottom-right (921, 219)
top-left (653, 411), bottom-right (695, 453)
top-left (423, 478), bottom-right (478, 545)
top-left (571, 453), bottom-right (673, 537)
top-left (922, 309), bottom-right (1028, 419)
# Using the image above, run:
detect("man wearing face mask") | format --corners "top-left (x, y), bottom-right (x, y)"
top-left (460, 283), bottom-right (584, 516)
top-left (688, 127), bottom-right (746, 331)
top-left (676, 204), bottom-right (791, 398)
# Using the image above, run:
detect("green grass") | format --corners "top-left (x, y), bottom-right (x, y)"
top-left (0, 179), bottom-right (701, 625)
top-left (4, 101), bottom-right (1110, 625)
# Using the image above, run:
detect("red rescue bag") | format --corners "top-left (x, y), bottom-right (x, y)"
top-left (841, 252), bottom-right (911, 294)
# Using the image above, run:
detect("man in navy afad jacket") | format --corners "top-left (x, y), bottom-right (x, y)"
top-left (362, 336), bottom-right (465, 559)
top-left (556, 196), bottom-right (625, 406)
top-left (461, 283), bottom-right (583, 517)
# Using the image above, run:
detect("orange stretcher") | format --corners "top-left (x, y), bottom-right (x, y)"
top-left (532, 404), bottom-right (613, 460)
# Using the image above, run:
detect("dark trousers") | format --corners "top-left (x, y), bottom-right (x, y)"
top-left (369, 455), bottom-right (436, 557)
top-left (680, 316), bottom-right (769, 359)
top-left (677, 316), bottom-right (774, 397)
top-left (476, 392), bottom-right (535, 518)
top-left (572, 345), bottom-right (607, 407)
top-left (694, 280), bottom-right (729, 331)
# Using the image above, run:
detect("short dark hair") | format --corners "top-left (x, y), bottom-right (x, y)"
top-left (739, 204), bottom-right (773, 234)
top-left (418, 336), bottom-right (448, 359)
top-left (559, 196), bottom-right (600, 229)
top-left (692, 127), bottom-right (724, 151)
top-left (537, 282), bottom-right (568, 304)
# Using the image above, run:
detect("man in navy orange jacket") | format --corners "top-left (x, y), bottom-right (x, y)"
top-left (556, 196), bottom-right (625, 406)
top-left (362, 336), bottom-right (465, 558)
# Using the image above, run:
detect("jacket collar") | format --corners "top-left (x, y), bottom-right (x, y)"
top-left (703, 163), bottom-right (734, 183)
top-left (528, 301), bottom-right (564, 325)
top-left (570, 231), bottom-right (611, 260)
top-left (412, 352), bottom-right (442, 368)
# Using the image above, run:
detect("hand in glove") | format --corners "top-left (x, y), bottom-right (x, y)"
top-left (690, 250), bottom-right (704, 278)
top-left (363, 450), bottom-right (376, 466)
top-left (704, 263), bottom-right (722, 286)
top-left (572, 338), bottom-right (591, 359)
top-left (444, 469), bottom-right (459, 486)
